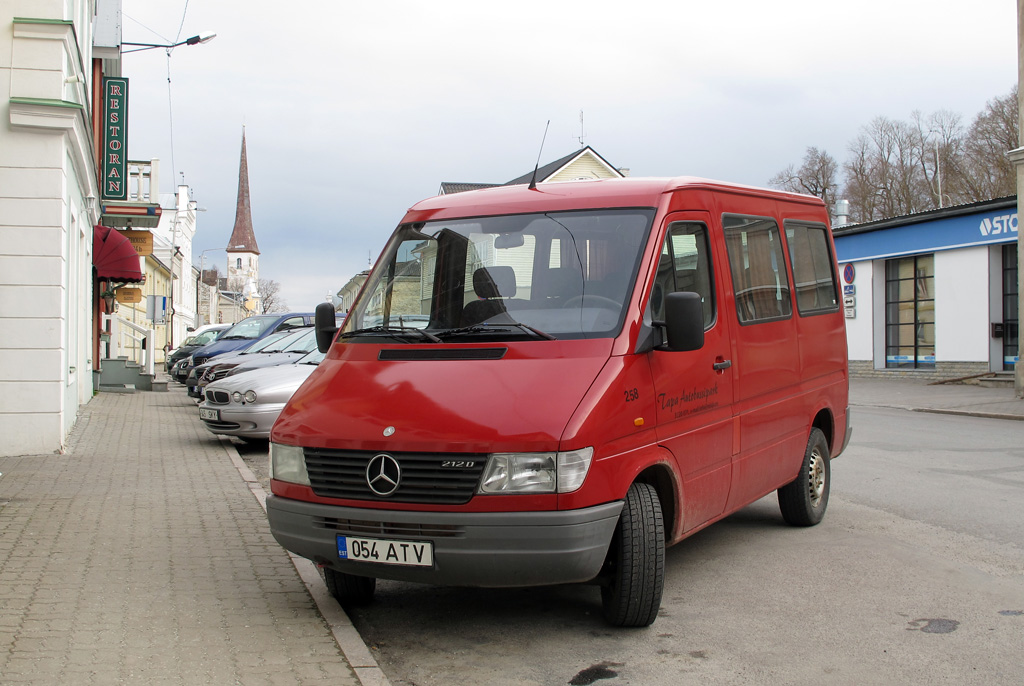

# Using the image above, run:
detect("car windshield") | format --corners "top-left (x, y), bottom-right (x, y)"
top-left (191, 329), bottom-right (222, 345)
top-left (341, 209), bottom-right (654, 342)
top-left (218, 316), bottom-right (280, 340)
top-left (242, 330), bottom-right (291, 352)
top-left (282, 328), bottom-right (318, 353)
top-left (260, 328), bottom-right (311, 353)
top-left (298, 349), bottom-right (327, 365)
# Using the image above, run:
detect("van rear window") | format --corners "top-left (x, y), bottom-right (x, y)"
top-left (723, 215), bottom-right (793, 324)
top-left (784, 222), bottom-right (840, 315)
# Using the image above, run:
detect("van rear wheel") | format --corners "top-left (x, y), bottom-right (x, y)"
top-left (778, 427), bottom-right (831, 526)
top-left (323, 568), bottom-right (376, 607)
top-left (600, 482), bottom-right (665, 627)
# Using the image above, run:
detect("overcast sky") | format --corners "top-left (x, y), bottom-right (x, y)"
top-left (121, 1), bottom-right (1018, 312)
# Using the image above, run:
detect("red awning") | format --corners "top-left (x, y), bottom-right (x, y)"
top-left (93, 224), bottom-right (144, 282)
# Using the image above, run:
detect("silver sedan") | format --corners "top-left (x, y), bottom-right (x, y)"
top-left (198, 350), bottom-right (324, 440)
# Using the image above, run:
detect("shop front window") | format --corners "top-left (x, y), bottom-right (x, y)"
top-left (885, 254), bottom-right (935, 369)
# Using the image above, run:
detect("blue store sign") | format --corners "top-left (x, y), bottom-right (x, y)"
top-left (835, 206), bottom-right (1018, 263)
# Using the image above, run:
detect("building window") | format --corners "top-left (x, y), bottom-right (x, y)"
top-left (885, 254), bottom-right (935, 369)
top-left (1003, 244), bottom-right (1019, 371)
top-left (236, 257), bottom-right (242, 269)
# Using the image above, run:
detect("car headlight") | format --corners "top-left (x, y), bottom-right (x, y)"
top-left (477, 447), bottom-right (593, 494)
top-left (270, 443), bottom-right (309, 485)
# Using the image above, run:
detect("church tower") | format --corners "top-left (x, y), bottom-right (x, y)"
top-left (226, 129), bottom-right (261, 312)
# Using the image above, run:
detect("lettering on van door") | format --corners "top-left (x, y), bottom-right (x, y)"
top-left (658, 383), bottom-right (720, 419)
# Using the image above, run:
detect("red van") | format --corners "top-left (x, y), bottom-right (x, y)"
top-left (267, 177), bottom-right (851, 627)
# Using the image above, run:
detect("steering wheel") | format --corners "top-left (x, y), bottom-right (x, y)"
top-left (563, 294), bottom-right (620, 309)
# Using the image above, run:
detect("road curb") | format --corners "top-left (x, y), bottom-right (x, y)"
top-left (218, 436), bottom-right (392, 686)
top-left (912, 408), bottom-right (1024, 421)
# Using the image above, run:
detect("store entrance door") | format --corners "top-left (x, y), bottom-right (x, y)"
top-left (1003, 244), bottom-right (1019, 372)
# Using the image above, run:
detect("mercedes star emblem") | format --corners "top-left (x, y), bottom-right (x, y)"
top-left (365, 453), bottom-right (401, 497)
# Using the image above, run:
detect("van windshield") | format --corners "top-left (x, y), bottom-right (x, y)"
top-left (342, 209), bottom-right (654, 341)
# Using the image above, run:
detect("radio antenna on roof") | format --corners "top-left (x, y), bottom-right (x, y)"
top-left (527, 120), bottom-right (550, 191)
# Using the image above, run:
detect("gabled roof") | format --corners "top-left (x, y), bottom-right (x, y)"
top-left (439, 145), bottom-right (624, 194)
top-left (504, 146), bottom-right (624, 186)
top-left (439, 182), bottom-right (500, 195)
top-left (226, 131), bottom-right (261, 255)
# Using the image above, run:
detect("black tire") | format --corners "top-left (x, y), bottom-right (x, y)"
top-left (601, 482), bottom-right (665, 627)
top-left (778, 427), bottom-right (831, 526)
top-left (323, 567), bottom-right (376, 608)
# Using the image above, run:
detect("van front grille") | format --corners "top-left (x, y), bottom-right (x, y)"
top-left (312, 517), bottom-right (464, 538)
top-left (303, 449), bottom-right (486, 504)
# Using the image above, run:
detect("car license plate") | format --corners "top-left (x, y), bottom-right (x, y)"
top-left (337, 535), bottom-right (433, 567)
top-left (199, 407), bottom-right (219, 421)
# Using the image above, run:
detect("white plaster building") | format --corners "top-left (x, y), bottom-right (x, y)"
top-left (0, 3), bottom-right (107, 455)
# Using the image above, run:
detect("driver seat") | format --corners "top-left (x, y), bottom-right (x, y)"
top-left (463, 266), bottom-right (517, 325)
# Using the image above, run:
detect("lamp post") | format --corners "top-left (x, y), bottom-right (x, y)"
top-left (198, 248), bottom-right (224, 325)
top-left (122, 32), bottom-right (217, 54)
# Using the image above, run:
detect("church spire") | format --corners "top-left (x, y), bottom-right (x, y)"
top-left (226, 130), bottom-right (260, 255)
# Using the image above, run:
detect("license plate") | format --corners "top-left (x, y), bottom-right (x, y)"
top-left (337, 535), bottom-right (433, 567)
top-left (199, 407), bottom-right (219, 421)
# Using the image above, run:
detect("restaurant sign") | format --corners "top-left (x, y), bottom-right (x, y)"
top-left (102, 77), bottom-right (129, 201)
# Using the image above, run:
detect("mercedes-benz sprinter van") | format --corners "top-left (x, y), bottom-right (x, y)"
top-left (267, 177), bottom-right (851, 627)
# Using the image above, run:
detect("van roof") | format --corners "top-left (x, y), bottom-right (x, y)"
top-left (403, 176), bottom-right (823, 223)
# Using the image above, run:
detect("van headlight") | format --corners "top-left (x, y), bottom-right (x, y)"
top-left (478, 447), bottom-right (593, 494)
top-left (270, 443), bottom-right (309, 485)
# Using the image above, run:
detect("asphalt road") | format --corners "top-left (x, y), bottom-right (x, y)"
top-left (239, 407), bottom-right (1024, 685)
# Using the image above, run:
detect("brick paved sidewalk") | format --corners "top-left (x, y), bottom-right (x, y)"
top-left (0, 388), bottom-right (360, 685)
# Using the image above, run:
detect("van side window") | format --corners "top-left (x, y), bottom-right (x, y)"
top-left (650, 222), bottom-right (715, 328)
top-left (784, 221), bottom-right (840, 315)
top-left (723, 215), bottom-right (792, 324)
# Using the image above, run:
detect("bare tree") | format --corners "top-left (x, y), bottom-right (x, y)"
top-left (773, 86), bottom-right (1018, 224)
top-left (959, 85), bottom-right (1019, 201)
top-left (769, 147), bottom-right (839, 215)
top-left (911, 109), bottom-right (966, 208)
top-left (259, 279), bottom-right (288, 313)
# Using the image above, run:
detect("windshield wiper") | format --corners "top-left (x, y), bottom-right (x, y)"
top-left (339, 326), bottom-right (441, 344)
top-left (436, 322), bottom-right (555, 341)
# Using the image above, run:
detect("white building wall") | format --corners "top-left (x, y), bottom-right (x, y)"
top-left (934, 247), bottom-right (991, 363)
top-left (842, 260), bottom-right (875, 362)
top-left (0, 6), bottom-right (99, 456)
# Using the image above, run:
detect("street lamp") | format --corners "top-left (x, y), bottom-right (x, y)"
top-left (122, 32), bottom-right (217, 54)
top-left (197, 248), bottom-right (225, 325)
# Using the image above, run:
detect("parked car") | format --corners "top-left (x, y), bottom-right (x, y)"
top-left (165, 324), bottom-right (230, 374)
top-left (177, 329), bottom-right (291, 386)
top-left (185, 329), bottom-right (304, 398)
top-left (186, 312), bottom-right (316, 370)
top-left (188, 327), bottom-right (315, 398)
top-left (198, 349), bottom-right (325, 441)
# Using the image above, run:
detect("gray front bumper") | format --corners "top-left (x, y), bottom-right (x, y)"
top-left (267, 495), bottom-right (623, 587)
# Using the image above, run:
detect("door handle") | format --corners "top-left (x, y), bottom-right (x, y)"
top-left (713, 359), bottom-right (732, 371)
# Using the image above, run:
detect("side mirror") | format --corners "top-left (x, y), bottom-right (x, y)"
top-left (315, 301), bottom-right (339, 353)
top-left (663, 292), bottom-right (704, 352)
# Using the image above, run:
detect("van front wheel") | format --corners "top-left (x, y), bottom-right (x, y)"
top-left (600, 482), bottom-right (665, 627)
top-left (778, 427), bottom-right (831, 526)
top-left (323, 568), bottom-right (376, 607)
